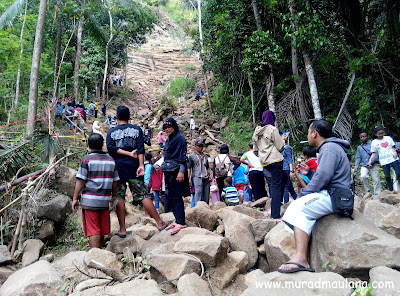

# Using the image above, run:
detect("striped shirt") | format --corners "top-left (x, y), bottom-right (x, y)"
top-left (76, 151), bottom-right (120, 210)
top-left (222, 186), bottom-right (239, 204)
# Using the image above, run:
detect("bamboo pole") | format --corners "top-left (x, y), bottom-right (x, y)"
top-left (11, 208), bottom-right (23, 257)
top-left (0, 153), bottom-right (72, 214)
top-left (18, 186), bottom-right (28, 250)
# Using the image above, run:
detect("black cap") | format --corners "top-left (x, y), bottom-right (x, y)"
top-left (195, 140), bottom-right (204, 146)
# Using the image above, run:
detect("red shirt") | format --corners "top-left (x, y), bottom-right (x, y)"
top-left (149, 169), bottom-right (163, 191)
top-left (306, 158), bottom-right (318, 172)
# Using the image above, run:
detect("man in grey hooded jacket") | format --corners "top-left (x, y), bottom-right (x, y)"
top-left (278, 119), bottom-right (352, 273)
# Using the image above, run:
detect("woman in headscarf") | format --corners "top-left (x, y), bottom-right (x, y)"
top-left (162, 118), bottom-right (190, 234)
top-left (252, 110), bottom-right (286, 220)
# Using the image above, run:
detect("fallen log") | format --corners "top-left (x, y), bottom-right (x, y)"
top-left (0, 168), bottom-right (46, 192)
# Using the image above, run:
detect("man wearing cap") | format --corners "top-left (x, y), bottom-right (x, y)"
top-left (188, 140), bottom-right (211, 205)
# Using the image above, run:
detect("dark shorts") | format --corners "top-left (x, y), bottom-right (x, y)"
top-left (82, 209), bottom-right (110, 237)
top-left (117, 178), bottom-right (148, 204)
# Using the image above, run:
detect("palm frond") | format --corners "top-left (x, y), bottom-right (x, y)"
top-left (0, 142), bottom-right (32, 182)
top-left (0, 0), bottom-right (26, 28)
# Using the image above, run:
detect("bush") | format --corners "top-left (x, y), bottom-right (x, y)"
top-left (168, 76), bottom-right (195, 97)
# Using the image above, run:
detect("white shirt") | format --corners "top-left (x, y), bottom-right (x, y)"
top-left (190, 118), bottom-right (195, 130)
top-left (371, 136), bottom-right (398, 166)
top-left (242, 150), bottom-right (263, 171)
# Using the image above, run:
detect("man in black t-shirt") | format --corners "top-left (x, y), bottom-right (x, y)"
top-left (106, 106), bottom-right (167, 237)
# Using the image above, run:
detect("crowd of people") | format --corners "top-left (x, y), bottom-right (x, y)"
top-left (71, 105), bottom-right (400, 274)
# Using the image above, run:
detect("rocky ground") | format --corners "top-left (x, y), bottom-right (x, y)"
top-left (2, 179), bottom-right (400, 295)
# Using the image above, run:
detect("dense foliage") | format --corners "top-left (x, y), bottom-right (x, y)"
top-left (201, 0), bottom-right (400, 140)
top-left (0, 0), bottom-right (156, 122)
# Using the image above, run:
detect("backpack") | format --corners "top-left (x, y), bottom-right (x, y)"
top-left (215, 155), bottom-right (228, 178)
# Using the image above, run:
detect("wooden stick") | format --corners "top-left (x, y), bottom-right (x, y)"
top-left (11, 209), bottom-right (23, 257)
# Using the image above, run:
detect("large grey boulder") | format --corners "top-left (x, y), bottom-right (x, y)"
top-left (147, 253), bottom-right (201, 282)
top-left (233, 205), bottom-right (265, 219)
top-left (185, 206), bottom-right (219, 231)
top-left (37, 194), bottom-right (72, 224)
top-left (0, 260), bottom-right (63, 296)
top-left (35, 219), bottom-right (56, 245)
top-left (177, 273), bottom-right (212, 296)
top-left (69, 279), bottom-right (163, 296)
top-left (106, 232), bottom-right (146, 254)
top-left (250, 219), bottom-right (278, 242)
top-left (311, 211), bottom-right (400, 279)
top-left (55, 166), bottom-right (77, 197)
top-left (222, 209), bottom-right (258, 268)
top-left (363, 199), bottom-right (400, 238)
top-left (173, 234), bottom-right (229, 267)
top-left (264, 222), bottom-right (295, 271)
top-left (0, 245), bottom-right (12, 265)
top-left (211, 201), bottom-right (227, 211)
top-left (249, 197), bottom-right (268, 208)
top-left (241, 271), bottom-right (352, 296)
top-left (369, 266), bottom-right (400, 296)
top-left (53, 251), bottom-right (91, 282)
top-left (127, 224), bottom-right (158, 240)
top-left (84, 248), bottom-right (123, 272)
top-left (207, 251), bottom-right (248, 290)
top-left (141, 227), bottom-right (215, 257)
top-left (22, 239), bottom-right (44, 267)
top-left (0, 266), bottom-right (15, 286)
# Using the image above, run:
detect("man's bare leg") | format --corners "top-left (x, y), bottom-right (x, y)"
top-left (89, 235), bottom-right (104, 248)
top-left (278, 227), bottom-right (311, 271)
top-left (142, 198), bottom-right (166, 229)
top-left (116, 199), bottom-right (126, 236)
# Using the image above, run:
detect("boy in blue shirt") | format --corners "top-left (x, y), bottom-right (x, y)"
top-left (231, 162), bottom-right (246, 204)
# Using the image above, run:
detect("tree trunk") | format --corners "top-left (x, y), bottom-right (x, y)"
top-left (26, 0), bottom-right (47, 134)
top-left (74, 10), bottom-right (84, 101)
top-left (288, 0), bottom-right (299, 77)
top-left (14, 0), bottom-right (28, 109)
top-left (197, 0), bottom-right (213, 112)
top-left (251, 0), bottom-right (263, 31)
top-left (53, 0), bottom-right (63, 102)
top-left (102, 4), bottom-right (112, 101)
top-left (303, 52), bottom-right (321, 119)
top-left (266, 69), bottom-right (275, 112)
top-left (248, 75), bottom-right (255, 125)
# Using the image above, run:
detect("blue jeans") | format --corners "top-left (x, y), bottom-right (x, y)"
top-left (283, 170), bottom-right (297, 203)
top-left (382, 160), bottom-right (400, 191)
top-left (263, 161), bottom-right (286, 218)
top-left (153, 190), bottom-right (160, 210)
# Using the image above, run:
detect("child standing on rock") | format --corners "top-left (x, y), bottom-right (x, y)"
top-left (72, 133), bottom-right (120, 248)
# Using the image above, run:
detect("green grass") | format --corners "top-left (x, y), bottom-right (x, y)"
top-left (220, 121), bottom-right (254, 156)
top-left (168, 76), bottom-right (195, 98)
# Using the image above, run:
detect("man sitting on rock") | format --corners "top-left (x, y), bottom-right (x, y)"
top-left (278, 119), bottom-right (352, 273)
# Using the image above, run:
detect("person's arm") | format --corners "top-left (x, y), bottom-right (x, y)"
top-left (72, 179), bottom-right (85, 213)
top-left (289, 163), bottom-right (294, 180)
top-left (188, 168), bottom-right (192, 186)
top-left (240, 153), bottom-right (254, 169)
top-left (367, 152), bottom-right (377, 166)
top-left (355, 146), bottom-right (361, 171)
top-left (298, 149), bottom-right (336, 198)
top-left (110, 181), bottom-right (118, 204)
top-left (137, 154), bottom-right (145, 176)
top-left (272, 128), bottom-right (285, 152)
top-left (393, 147), bottom-right (398, 159)
top-left (229, 155), bottom-right (241, 171)
top-left (295, 171), bottom-right (308, 189)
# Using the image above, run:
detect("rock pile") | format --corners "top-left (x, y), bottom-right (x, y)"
top-left (2, 189), bottom-right (400, 295)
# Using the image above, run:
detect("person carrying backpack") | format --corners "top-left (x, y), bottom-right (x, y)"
top-left (213, 144), bottom-right (240, 196)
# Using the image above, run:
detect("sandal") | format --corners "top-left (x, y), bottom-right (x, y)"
top-left (170, 224), bottom-right (187, 235)
top-left (158, 220), bottom-right (171, 231)
top-left (165, 223), bottom-right (176, 231)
